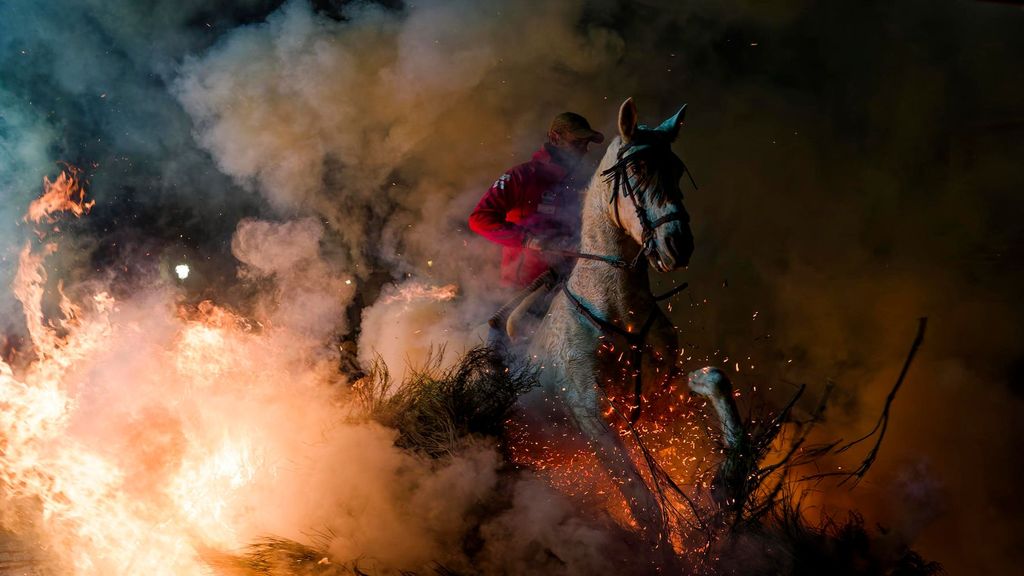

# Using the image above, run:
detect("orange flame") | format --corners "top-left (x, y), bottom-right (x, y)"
top-left (0, 165), bottom-right (726, 571)
top-left (25, 167), bottom-right (95, 225)
top-left (0, 169), bottom-right (278, 573)
top-left (382, 282), bottom-right (458, 304)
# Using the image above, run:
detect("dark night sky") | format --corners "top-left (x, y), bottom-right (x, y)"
top-left (1, 1), bottom-right (1022, 573)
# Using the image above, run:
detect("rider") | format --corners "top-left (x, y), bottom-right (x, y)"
top-left (469, 112), bottom-right (604, 288)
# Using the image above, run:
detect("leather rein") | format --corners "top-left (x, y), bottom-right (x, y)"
top-left (603, 141), bottom-right (691, 269)
top-left (550, 142), bottom-right (691, 270)
top-left (556, 141), bottom-right (693, 423)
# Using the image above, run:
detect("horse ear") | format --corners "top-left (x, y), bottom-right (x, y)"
top-left (618, 97), bottom-right (638, 143)
top-left (656, 104), bottom-right (687, 140)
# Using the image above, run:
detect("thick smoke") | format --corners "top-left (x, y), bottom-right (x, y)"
top-left (1, 203), bottom-right (636, 574)
top-left (171, 0), bottom-right (633, 378)
top-left (232, 217), bottom-right (356, 337)
top-left (0, 0), bottom-right (278, 336)
top-left (173, 0), bottom-right (625, 278)
top-left (1, 0), bottom-right (1022, 573)
top-left (0, 91), bottom-right (56, 335)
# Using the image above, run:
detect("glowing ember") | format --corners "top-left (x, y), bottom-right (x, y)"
top-left (24, 166), bottom-right (94, 224)
top-left (0, 167), bottom-right (755, 572)
top-left (0, 171), bottom-right (351, 573)
top-left (381, 282), bottom-right (458, 304)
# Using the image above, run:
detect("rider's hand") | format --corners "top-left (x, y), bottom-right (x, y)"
top-left (522, 233), bottom-right (545, 251)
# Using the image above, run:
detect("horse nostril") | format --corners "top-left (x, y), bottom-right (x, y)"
top-left (663, 236), bottom-right (681, 267)
top-left (664, 232), bottom-right (693, 269)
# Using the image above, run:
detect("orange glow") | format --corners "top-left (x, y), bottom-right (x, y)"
top-left (0, 167), bottom-right (759, 572)
top-left (505, 344), bottom-right (722, 558)
top-left (24, 166), bottom-right (94, 225)
top-left (0, 170), bottom-right (342, 573)
top-left (382, 282), bottom-right (458, 304)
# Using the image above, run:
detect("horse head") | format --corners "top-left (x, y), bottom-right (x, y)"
top-left (602, 98), bottom-right (695, 272)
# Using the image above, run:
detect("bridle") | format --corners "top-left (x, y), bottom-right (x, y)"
top-left (601, 139), bottom-right (694, 270)
top-left (558, 137), bottom-right (695, 423)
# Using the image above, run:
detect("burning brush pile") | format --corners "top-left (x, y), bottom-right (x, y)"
top-left (0, 171), bottom-right (940, 575)
top-left (0, 170), bottom-right (510, 575)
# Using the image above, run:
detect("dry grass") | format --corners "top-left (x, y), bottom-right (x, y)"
top-left (204, 347), bottom-right (534, 576)
top-left (202, 533), bottom-right (446, 576)
top-left (353, 346), bottom-right (536, 458)
top-left (200, 534), bottom-right (346, 576)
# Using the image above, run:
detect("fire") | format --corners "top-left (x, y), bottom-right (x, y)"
top-left (0, 169), bottom-right (753, 571)
top-left (381, 282), bottom-right (458, 304)
top-left (167, 433), bottom-right (262, 546)
top-left (24, 166), bottom-right (94, 225)
top-left (0, 169), bottom-right (347, 573)
top-left (1, 169), bottom-right (199, 573)
top-left (505, 343), bottom-right (724, 557)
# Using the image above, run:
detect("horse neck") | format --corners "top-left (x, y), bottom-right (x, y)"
top-left (567, 166), bottom-right (654, 326)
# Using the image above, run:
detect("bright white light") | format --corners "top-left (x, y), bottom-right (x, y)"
top-left (175, 264), bottom-right (190, 280)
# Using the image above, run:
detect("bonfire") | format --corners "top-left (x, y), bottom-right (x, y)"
top-left (0, 170), bottom-right (940, 575)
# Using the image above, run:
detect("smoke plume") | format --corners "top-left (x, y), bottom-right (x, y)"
top-left (0, 0), bottom-right (1022, 574)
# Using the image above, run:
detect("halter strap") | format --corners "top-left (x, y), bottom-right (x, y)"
top-left (600, 140), bottom-right (695, 270)
top-left (561, 282), bottom-right (659, 423)
top-left (550, 139), bottom-right (695, 423)
top-left (649, 211), bottom-right (687, 230)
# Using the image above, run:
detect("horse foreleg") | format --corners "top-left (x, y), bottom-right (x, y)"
top-left (562, 361), bottom-right (665, 539)
top-left (688, 367), bottom-right (750, 513)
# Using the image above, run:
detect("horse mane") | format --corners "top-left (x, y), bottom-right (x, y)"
top-left (597, 130), bottom-right (687, 208)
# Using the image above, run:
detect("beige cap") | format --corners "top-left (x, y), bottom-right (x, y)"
top-left (549, 112), bottom-right (605, 143)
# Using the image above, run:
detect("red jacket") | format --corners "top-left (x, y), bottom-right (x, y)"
top-left (470, 144), bottom-right (585, 287)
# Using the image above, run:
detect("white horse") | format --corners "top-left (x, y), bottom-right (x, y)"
top-left (524, 97), bottom-right (695, 540)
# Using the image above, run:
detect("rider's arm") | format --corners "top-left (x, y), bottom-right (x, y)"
top-left (469, 171), bottom-right (528, 247)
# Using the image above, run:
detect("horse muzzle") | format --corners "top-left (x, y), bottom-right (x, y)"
top-left (649, 225), bottom-right (693, 272)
